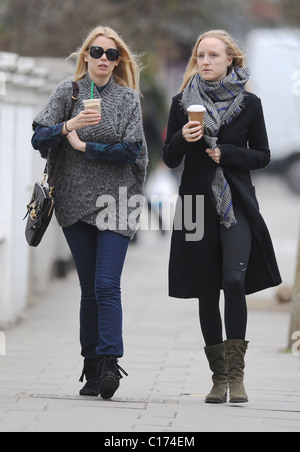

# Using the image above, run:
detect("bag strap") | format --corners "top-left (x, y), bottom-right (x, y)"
top-left (46, 81), bottom-right (79, 185)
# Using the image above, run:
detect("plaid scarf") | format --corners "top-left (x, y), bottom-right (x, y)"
top-left (181, 67), bottom-right (251, 228)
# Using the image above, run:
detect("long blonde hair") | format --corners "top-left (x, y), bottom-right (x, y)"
top-left (180, 30), bottom-right (246, 92)
top-left (70, 26), bottom-right (141, 92)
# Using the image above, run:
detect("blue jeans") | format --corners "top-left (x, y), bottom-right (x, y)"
top-left (63, 222), bottom-right (130, 360)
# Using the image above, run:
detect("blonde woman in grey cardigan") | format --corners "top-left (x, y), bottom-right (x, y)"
top-left (32, 26), bottom-right (148, 399)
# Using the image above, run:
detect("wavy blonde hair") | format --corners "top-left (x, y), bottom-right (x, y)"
top-left (180, 30), bottom-right (246, 92)
top-left (70, 26), bottom-right (141, 92)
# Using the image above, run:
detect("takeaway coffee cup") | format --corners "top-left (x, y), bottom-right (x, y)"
top-left (187, 105), bottom-right (206, 128)
top-left (83, 98), bottom-right (101, 114)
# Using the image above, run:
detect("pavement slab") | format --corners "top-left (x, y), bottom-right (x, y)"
top-left (0, 223), bottom-right (300, 432)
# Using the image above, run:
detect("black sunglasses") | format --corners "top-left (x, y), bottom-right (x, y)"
top-left (88, 46), bottom-right (120, 62)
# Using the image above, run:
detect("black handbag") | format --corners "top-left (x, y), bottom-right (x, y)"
top-left (24, 180), bottom-right (55, 247)
top-left (24, 81), bottom-right (79, 247)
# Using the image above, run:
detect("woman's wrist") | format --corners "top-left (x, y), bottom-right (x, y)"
top-left (62, 121), bottom-right (71, 136)
top-left (79, 142), bottom-right (86, 152)
top-left (63, 120), bottom-right (76, 135)
top-left (65, 121), bottom-right (72, 133)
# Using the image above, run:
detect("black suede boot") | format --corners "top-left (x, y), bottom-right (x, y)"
top-left (79, 358), bottom-right (101, 397)
top-left (98, 357), bottom-right (128, 400)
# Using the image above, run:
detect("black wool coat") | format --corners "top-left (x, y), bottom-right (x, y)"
top-left (162, 91), bottom-right (282, 299)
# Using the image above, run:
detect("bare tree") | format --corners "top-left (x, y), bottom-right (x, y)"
top-left (0, 0), bottom-right (256, 58)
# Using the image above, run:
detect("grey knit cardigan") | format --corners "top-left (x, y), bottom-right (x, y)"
top-left (33, 74), bottom-right (148, 238)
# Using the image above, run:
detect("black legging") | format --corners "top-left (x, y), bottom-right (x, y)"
top-left (199, 206), bottom-right (252, 346)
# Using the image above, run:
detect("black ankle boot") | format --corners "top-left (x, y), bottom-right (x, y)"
top-left (79, 358), bottom-right (101, 397)
top-left (98, 357), bottom-right (128, 400)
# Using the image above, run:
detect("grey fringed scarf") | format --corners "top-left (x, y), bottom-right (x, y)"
top-left (181, 67), bottom-right (251, 228)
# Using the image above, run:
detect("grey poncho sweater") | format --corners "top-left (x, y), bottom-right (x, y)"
top-left (33, 74), bottom-right (148, 238)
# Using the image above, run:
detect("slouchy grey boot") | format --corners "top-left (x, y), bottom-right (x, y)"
top-left (204, 343), bottom-right (228, 404)
top-left (225, 339), bottom-right (249, 404)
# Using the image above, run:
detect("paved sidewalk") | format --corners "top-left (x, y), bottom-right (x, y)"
top-left (0, 232), bottom-right (299, 432)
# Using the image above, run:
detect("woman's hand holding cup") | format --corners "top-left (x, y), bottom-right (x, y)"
top-left (66, 109), bottom-right (101, 132)
top-left (182, 121), bottom-right (203, 143)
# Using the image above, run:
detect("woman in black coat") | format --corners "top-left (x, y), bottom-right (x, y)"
top-left (163, 30), bottom-right (282, 405)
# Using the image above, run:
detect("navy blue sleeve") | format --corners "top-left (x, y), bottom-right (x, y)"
top-left (31, 123), bottom-right (65, 150)
top-left (85, 141), bottom-right (142, 164)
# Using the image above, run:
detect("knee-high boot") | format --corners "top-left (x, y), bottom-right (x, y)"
top-left (225, 339), bottom-right (249, 403)
top-left (204, 343), bottom-right (228, 404)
